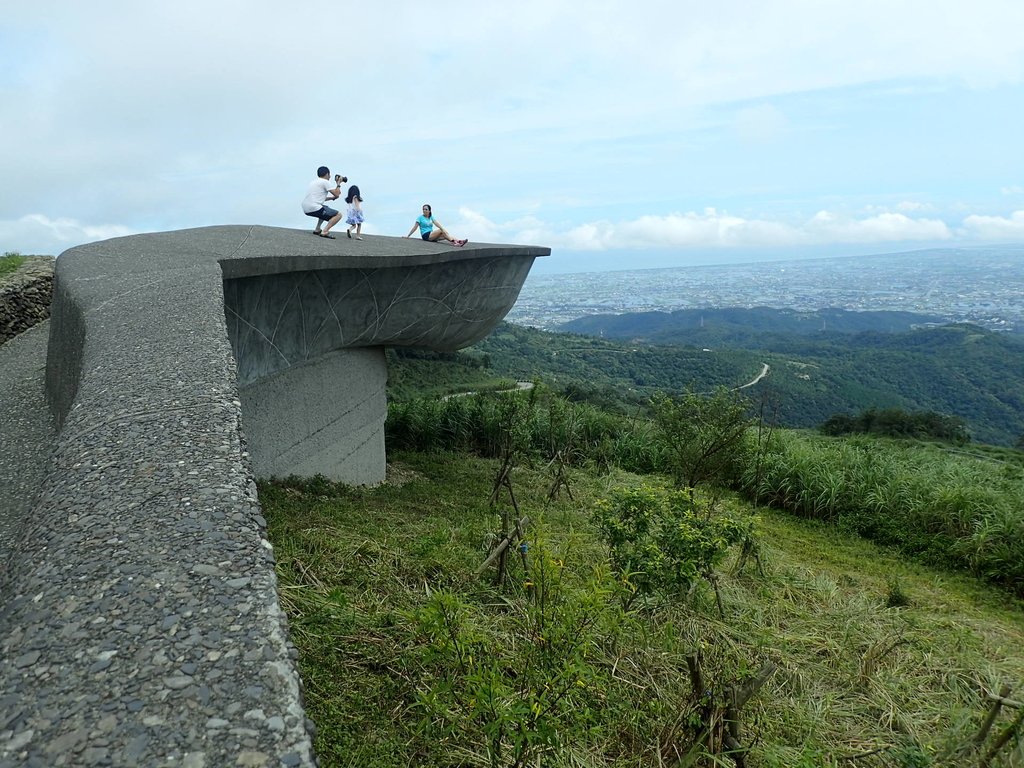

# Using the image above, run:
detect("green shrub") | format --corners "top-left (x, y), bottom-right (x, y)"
top-left (593, 484), bottom-right (755, 606)
top-left (409, 538), bottom-right (627, 767)
top-left (0, 252), bottom-right (25, 278)
top-left (650, 387), bottom-right (753, 488)
top-left (821, 407), bottom-right (969, 445)
top-left (386, 391), bottom-right (662, 472)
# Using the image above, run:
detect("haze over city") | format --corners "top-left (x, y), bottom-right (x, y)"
top-left (2, 1), bottom-right (1024, 274)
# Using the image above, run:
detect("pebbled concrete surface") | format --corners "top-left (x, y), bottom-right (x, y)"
top-left (0, 225), bottom-right (547, 767)
top-left (0, 322), bottom-right (53, 569)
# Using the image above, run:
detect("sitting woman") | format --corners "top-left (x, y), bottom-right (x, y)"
top-left (406, 204), bottom-right (467, 246)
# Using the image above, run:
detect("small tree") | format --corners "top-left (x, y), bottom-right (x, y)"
top-left (593, 485), bottom-right (755, 612)
top-left (650, 387), bottom-right (753, 489)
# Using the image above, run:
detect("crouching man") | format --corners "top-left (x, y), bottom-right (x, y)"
top-left (302, 165), bottom-right (345, 238)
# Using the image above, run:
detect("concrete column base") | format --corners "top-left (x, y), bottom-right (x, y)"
top-left (238, 347), bottom-right (387, 486)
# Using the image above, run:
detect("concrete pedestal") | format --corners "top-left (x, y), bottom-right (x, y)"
top-left (239, 347), bottom-right (387, 485)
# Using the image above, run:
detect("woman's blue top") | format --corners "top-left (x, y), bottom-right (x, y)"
top-left (416, 215), bottom-right (436, 235)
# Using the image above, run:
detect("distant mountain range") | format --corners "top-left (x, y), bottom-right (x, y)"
top-left (559, 306), bottom-right (950, 343)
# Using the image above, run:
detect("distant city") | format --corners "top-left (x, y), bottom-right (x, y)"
top-left (507, 246), bottom-right (1024, 334)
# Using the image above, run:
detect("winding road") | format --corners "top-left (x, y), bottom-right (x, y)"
top-left (737, 363), bottom-right (771, 390)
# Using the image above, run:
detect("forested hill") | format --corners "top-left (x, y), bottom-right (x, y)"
top-left (559, 306), bottom-right (948, 345)
top-left (462, 318), bottom-right (1024, 447)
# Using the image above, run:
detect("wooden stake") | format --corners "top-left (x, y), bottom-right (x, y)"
top-left (974, 684), bottom-right (1013, 748)
top-left (979, 704), bottom-right (1024, 768)
top-left (476, 516), bottom-right (531, 576)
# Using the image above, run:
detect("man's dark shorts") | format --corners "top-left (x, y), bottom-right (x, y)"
top-left (306, 205), bottom-right (339, 222)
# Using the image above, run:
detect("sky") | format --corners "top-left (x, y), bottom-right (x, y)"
top-left (2, 1), bottom-right (1024, 275)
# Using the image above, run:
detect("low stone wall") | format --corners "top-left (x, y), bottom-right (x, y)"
top-left (0, 256), bottom-right (55, 344)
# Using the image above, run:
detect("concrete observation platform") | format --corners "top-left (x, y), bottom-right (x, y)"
top-left (0, 225), bottom-right (547, 766)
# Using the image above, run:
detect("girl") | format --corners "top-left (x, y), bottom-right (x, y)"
top-left (345, 185), bottom-right (364, 240)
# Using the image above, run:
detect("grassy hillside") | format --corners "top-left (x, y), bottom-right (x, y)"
top-left (262, 451), bottom-right (1024, 767)
top-left (554, 310), bottom-right (1024, 446)
top-left (0, 252), bottom-right (25, 278)
top-left (263, 365), bottom-right (1024, 765)
top-left (388, 322), bottom-right (766, 409)
top-left (385, 348), bottom-right (518, 401)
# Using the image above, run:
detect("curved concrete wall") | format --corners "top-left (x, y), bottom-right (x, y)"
top-left (223, 253), bottom-right (535, 385)
top-left (1, 225), bottom-right (546, 766)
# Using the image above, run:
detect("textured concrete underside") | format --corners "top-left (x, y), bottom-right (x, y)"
top-left (0, 225), bottom-right (546, 767)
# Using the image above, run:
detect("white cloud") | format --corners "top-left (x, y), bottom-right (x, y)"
top-left (805, 211), bottom-right (951, 243)
top-left (9, 204), bottom-right (1013, 260)
top-left (960, 210), bottom-right (1024, 239)
top-left (2, 2), bottom-right (1023, 260)
top-left (0, 215), bottom-right (133, 256)
top-left (1001, 186), bottom-right (1024, 195)
top-left (895, 201), bottom-right (933, 212)
top-left (452, 207), bottom-right (955, 251)
top-left (455, 207), bottom-right (506, 244)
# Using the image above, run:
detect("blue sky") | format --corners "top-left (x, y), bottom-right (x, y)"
top-left (2, 1), bottom-right (1023, 274)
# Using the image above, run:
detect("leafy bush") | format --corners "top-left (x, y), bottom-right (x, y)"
top-left (821, 407), bottom-right (969, 445)
top-left (593, 485), bottom-right (755, 606)
top-left (410, 538), bottom-right (628, 767)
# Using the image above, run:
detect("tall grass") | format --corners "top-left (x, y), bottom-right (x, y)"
top-left (0, 252), bottom-right (25, 278)
top-left (261, 452), bottom-right (1024, 767)
top-left (739, 432), bottom-right (1024, 595)
top-left (386, 390), bottom-right (662, 474)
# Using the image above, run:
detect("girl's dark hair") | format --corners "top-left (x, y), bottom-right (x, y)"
top-left (422, 204), bottom-right (431, 215)
top-left (345, 185), bottom-right (362, 204)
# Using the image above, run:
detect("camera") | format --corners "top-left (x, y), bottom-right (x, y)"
top-left (335, 174), bottom-right (348, 184)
